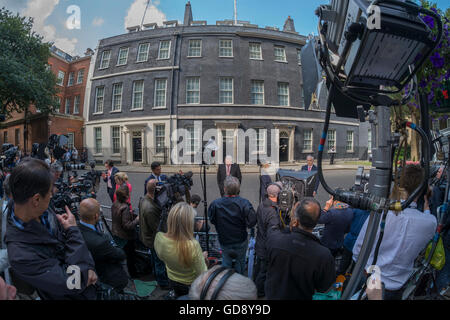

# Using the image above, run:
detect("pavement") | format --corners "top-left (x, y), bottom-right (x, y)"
top-left (112, 161), bottom-right (372, 174)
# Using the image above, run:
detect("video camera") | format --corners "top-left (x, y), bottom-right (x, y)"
top-left (0, 144), bottom-right (18, 169)
top-left (50, 165), bottom-right (98, 217)
top-left (155, 171), bottom-right (194, 208)
top-left (154, 171), bottom-right (194, 232)
top-left (47, 134), bottom-right (69, 161)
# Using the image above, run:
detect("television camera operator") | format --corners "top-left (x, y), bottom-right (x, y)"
top-left (4, 158), bottom-right (98, 300)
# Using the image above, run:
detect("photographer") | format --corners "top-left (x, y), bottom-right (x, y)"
top-left (253, 183), bottom-right (282, 297)
top-left (138, 179), bottom-right (169, 289)
top-left (4, 158), bottom-right (98, 300)
top-left (265, 198), bottom-right (336, 300)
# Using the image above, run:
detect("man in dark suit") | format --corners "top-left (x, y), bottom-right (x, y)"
top-left (217, 155), bottom-right (242, 197)
top-left (102, 159), bottom-right (119, 202)
top-left (144, 161), bottom-right (168, 196)
top-left (78, 198), bottom-right (129, 292)
top-left (301, 155), bottom-right (320, 197)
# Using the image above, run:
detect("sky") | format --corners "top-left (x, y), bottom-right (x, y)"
top-left (0, 0), bottom-right (449, 56)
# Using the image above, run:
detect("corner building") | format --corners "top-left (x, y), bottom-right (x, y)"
top-left (85, 2), bottom-right (362, 165)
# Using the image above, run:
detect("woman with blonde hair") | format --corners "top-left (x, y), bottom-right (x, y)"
top-left (154, 202), bottom-right (208, 299)
top-left (113, 171), bottom-right (133, 210)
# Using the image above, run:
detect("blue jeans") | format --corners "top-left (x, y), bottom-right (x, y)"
top-left (150, 248), bottom-right (169, 287)
top-left (436, 245), bottom-right (450, 291)
top-left (221, 240), bottom-right (248, 275)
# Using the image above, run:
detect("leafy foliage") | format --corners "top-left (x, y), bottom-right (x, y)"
top-left (407, 1), bottom-right (450, 122)
top-left (0, 7), bottom-right (59, 118)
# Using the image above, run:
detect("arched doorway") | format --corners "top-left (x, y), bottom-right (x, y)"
top-left (279, 131), bottom-right (289, 162)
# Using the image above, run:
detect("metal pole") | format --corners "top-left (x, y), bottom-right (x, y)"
top-left (234, 0), bottom-right (237, 25)
top-left (342, 105), bottom-right (393, 299)
top-left (203, 164), bottom-right (209, 254)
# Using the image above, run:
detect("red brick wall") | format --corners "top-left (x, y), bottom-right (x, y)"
top-left (0, 53), bottom-right (91, 152)
top-left (48, 115), bottom-right (84, 150)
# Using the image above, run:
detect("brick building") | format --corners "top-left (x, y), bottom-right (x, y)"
top-left (0, 46), bottom-right (93, 153)
top-left (85, 2), bottom-right (362, 165)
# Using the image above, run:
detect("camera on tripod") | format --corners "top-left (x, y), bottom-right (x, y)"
top-left (155, 171), bottom-right (194, 208)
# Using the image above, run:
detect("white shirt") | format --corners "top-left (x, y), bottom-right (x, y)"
top-left (352, 203), bottom-right (437, 290)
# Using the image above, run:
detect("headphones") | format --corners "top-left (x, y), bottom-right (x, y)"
top-left (268, 182), bottom-right (282, 192)
top-left (199, 267), bottom-right (235, 300)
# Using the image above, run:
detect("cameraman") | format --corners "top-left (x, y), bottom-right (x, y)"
top-left (143, 162), bottom-right (167, 195)
top-left (4, 158), bottom-right (98, 300)
top-left (138, 179), bottom-right (169, 289)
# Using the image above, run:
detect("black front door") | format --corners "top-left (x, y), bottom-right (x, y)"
top-left (279, 137), bottom-right (289, 162)
top-left (133, 136), bottom-right (142, 162)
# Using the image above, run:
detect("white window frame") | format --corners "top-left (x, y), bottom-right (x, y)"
top-left (131, 80), bottom-right (144, 110)
top-left (297, 49), bottom-right (302, 65)
top-left (112, 83), bottom-right (123, 112)
top-left (67, 133), bottom-right (74, 149)
top-left (158, 40), bottom-right (171, 60)
top-left (274, 46), bottom-right (287, 62)
top-left (117, 47), bottom-right (129, 66)
top-left (155, 124), bottom-right (166, 154)
top-left (249, 42), bottom-right (262, 60)
top-left (256, 128), bottom-right (267, 154)
top-left (188, 39), bottom-right (202, 57)
top-left (346, 131), bottom-right (354, 152)
top-left (278, 82), bottom-right (290, 106)
top-left (111, 126), bottom-right (121, 154)
top-left (219, 77), bottom-right (234, 104)
top-left (94, 86), bottom-right (105, 114)
top-left (154, 79), bottom-right (167, 109)
top-left (219, 39), bottom-right (233, 57)
top-left (251, 80), bottom-right (265, 105)
top-left (67, 72), bottom-right (75, 86)
top-left (137, 43), bottom-right (150, 62)
top-left (303, 129), bottom-right (313, 152)
top-left (186, 126), bottom-right (201, 155)
top-left (77, 69), bottom-right (85, 84)
top-left (57, 71), bottom-right (65, 86)
top-left (100, 50), bottom-right (111, 69)
top-left (73, 95), bottom-right (80, 115)
top-left (94, 127), bottom-right (102, 154)
top-left (327, 129), bottom-right (336, 152)
top-left (65, 98), bottom-right (71, 114)
top-left (186, 77), bottom-right (200, 104)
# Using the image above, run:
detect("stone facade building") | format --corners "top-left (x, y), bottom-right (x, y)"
top-left (85, 2), bottom-right (362, 165)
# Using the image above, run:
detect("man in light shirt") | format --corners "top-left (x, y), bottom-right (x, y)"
top-left (353, 164), bottom-right (437, 300)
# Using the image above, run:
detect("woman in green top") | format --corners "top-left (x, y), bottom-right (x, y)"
top-left (154, 202), bottom-right (208, 298)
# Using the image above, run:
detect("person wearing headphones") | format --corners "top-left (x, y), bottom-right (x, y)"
top-left (189, 265), bottom-right (257, 300)
top-left (253, 183), bottom-right (283, 298)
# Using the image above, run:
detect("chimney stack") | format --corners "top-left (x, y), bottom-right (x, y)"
top-left (184, 1), bottom-right (193, 26)
top-left (283, 16), bottom-right (296, 32)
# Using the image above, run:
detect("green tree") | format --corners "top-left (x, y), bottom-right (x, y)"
top-left (0, 7), bottom-right (59, 118)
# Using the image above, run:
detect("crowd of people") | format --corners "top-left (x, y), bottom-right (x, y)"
top-left (0, 154), bottom-right (449, 301)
